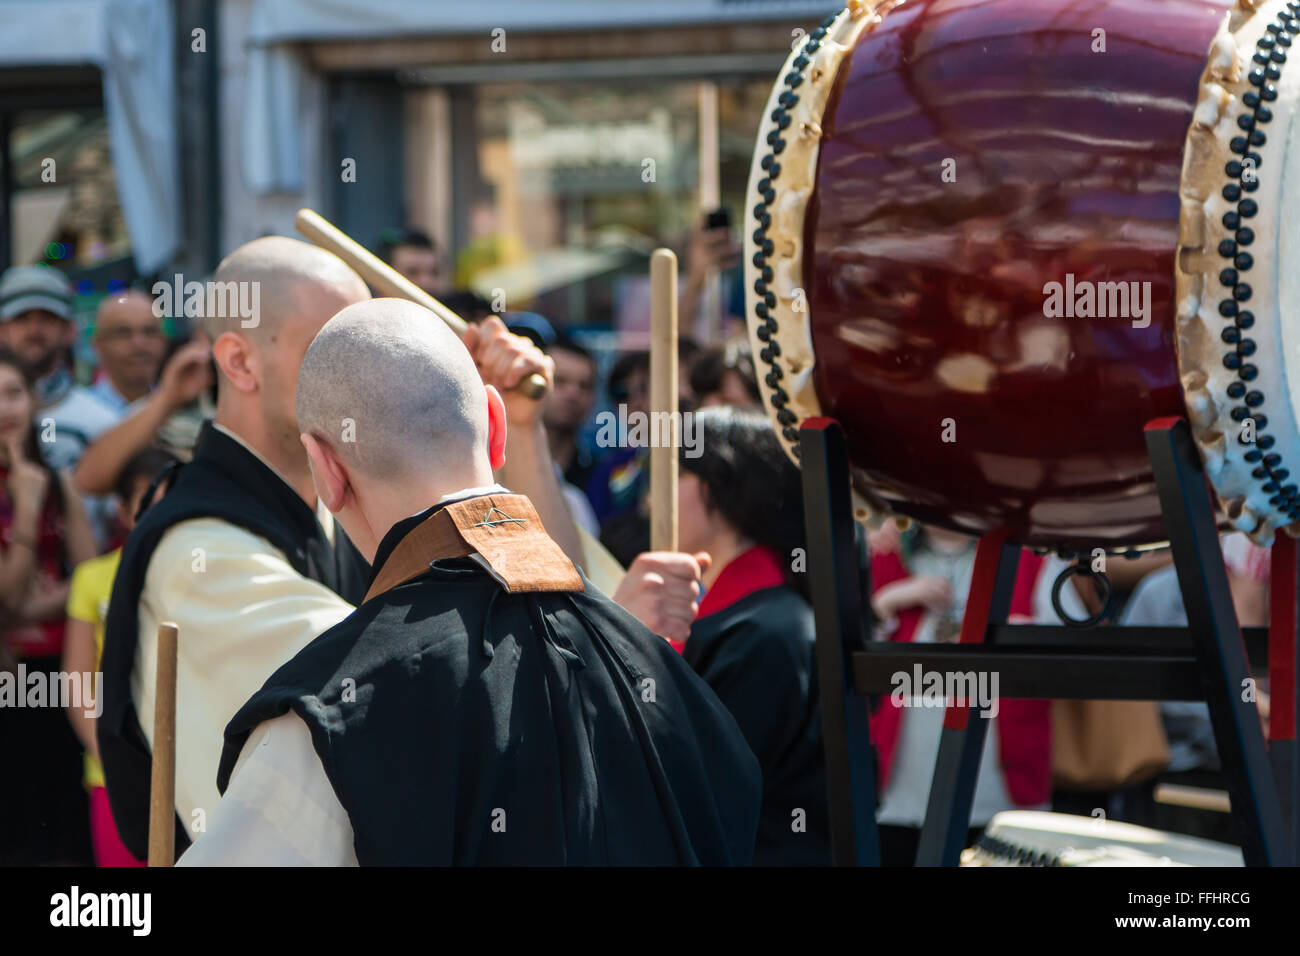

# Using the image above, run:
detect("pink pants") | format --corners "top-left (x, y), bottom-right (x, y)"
top-left (89, 786), bottom-right (145, 867)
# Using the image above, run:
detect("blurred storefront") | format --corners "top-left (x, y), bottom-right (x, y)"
top-left (2, 1), bottom-right (839, 340)
top-left (226, 0), bottom-right (838, 334)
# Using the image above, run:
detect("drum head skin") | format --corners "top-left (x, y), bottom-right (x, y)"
top-left (744, 0), bottom-right (1300, 550)
top-left (963, 810), bottom-right (1244, 866)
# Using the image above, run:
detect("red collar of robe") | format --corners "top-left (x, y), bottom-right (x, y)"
top-left (669, 546), bottom-right (786, 653)
top-left (699, 545), bottom-right (787, 618)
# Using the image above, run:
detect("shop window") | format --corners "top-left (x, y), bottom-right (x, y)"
top-left (460, 79), bottom-right (769, 332)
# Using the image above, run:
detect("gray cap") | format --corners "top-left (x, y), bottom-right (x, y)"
top-left (0, 265), bottom-right (73, 321)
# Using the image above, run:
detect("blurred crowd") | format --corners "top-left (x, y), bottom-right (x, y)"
top-left (0, 213), bottom-right (777, 866)
top-left (0, 209), bottom-right (1274, 867)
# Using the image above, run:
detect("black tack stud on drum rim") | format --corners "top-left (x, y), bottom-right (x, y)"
top-left (750, 13), bottom-right (843, 459)
top-left (1208, 9), bottom-right (1300, 530)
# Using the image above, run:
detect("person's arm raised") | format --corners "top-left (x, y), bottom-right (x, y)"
top-left (73, 340), bottom-right (211, 495)
top-left (60, 471), bottom-right (97, 566)
top-left (0, 437), bottom-right (48, 609)
top-left (462, 317), bottom-right (584, 566)
top-left (62, 614), bottom-right (100, 759)
top-left (10, 474), bottom-right (89, 625)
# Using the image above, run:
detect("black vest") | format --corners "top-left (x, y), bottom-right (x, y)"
top-left (98, 422), bottom-right (369, 860)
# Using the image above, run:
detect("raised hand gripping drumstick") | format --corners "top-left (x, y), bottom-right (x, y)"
top-left (294, 208), bottom-right (626, 590)
top-left (649, 249), bottom-right (679, 554)
top-left (293, 208), bottom-right (547, 400)
top-left (148, 621), bottom-right (178, 867)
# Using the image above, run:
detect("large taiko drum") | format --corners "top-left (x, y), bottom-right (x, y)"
top-left (745, 0), bottom-right (1300, 551)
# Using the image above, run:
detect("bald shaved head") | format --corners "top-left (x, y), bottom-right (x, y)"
top-left (204, 235), bottom-right (369, 480)
top-left (297, 298), bottom-right (488, 480)
top-left (207, 236), bottom-right (365, 344)
top-left (95, 288), bottom-right (156, 325)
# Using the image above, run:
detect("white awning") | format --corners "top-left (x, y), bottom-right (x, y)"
top-left (246, 0), bottom-right (837, 42)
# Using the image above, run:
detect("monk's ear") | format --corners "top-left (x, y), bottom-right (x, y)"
top-left (484, 384), bottom-right (507, 471)
top-left (211, 331), bottom-right (258, 394)
top-left (301, 432), bottom-right (348, 513)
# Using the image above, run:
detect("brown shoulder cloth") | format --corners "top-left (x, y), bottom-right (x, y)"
top-left (363, 493), bottom-right (584, 603)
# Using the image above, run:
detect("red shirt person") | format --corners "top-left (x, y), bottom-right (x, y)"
top-left (0, 349), bottom-right (98, 864)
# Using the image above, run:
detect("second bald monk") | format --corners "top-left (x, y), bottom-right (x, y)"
top-left (179, 299), bottom-right (761, 865)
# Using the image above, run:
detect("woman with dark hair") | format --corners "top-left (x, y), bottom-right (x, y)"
top-left (0, 348), bottom-right (97, 864)
top-left (677, 406), bottom-right (830, 865)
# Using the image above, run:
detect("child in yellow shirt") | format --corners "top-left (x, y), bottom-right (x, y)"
top-left (63, 447), bottom-right (176, 866)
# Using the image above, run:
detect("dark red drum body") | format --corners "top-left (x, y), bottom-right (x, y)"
top-left (746, 0), bottom-right (1300, 550)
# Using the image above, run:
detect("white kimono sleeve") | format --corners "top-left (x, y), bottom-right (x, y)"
top-left (177, 712), bottom-right (357, 866)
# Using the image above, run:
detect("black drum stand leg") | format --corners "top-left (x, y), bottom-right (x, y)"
top-left (1145, 417), bottom-right (1290, 866)
top-left (914, 532), bottom-right (1020, 867)
top-left (799, 419), bottom-right (880, 866)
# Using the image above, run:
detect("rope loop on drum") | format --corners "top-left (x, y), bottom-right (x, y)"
top-left (1050, 559), bottom-right (1110, 628)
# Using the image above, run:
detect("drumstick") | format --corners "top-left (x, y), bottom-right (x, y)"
top-left (148, 621), bottom-right (179, 867)
top-left (293, 208), bottom-right (547, 400)
top-left (650, 249), bottom-right (679, 553)
top-left (294, 208), bottom-right (626, 591)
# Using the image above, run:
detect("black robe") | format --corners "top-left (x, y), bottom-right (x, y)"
top-left (98, 422), bottom-right (370, 860)
top-left (684, 586), bottom-right (832, 865)
top-left (218, 499), bottom-right (763, 865)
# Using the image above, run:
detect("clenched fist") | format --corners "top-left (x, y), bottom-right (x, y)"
top-left (462, 316), bottom-right (553, 428)
top-left (612, 551), bottom-right (712, 643)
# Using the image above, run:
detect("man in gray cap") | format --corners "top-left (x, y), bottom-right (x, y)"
top-left (0, 265), bottom-right (118, 474)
